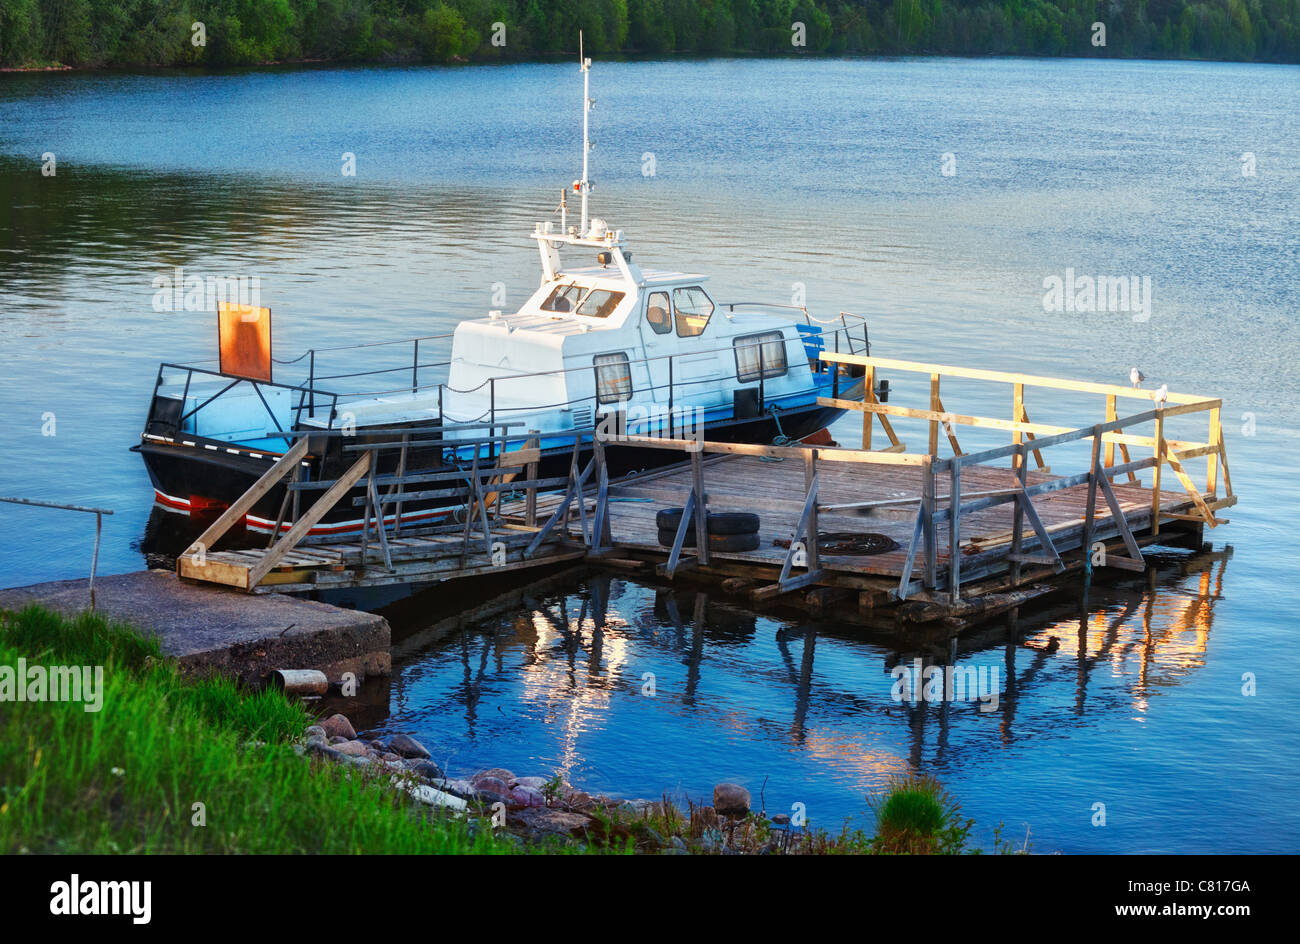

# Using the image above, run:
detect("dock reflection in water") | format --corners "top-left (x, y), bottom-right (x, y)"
top-left (369, 545), bottom-right (1231, 848)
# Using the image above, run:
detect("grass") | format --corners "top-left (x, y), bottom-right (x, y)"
top-left (0, 605), bottom-right (521, 854)
top-left (0, 605), bottom-right (1024, 854)
top-left (868, 775), bottom-right (973, 855)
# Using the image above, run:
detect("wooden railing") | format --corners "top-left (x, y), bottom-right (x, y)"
top-left (815, 352), bottom-right (1235, 601)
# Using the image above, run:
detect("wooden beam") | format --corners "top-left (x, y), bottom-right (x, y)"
top-left (181, 436), bottom-right (309, 560)
top-left (248, 452), bottom-right (372, 588)
top-left (819, 352), bottom-right (1220, 406)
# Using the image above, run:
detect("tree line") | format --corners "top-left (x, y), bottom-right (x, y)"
top-left (1, 0), bottom-right (1296, 69)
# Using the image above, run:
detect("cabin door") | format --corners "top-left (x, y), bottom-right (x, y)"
top-left (638, 289), bottom-right (675, 404)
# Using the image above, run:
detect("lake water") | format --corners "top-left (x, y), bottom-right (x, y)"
top-left (1, 56), bottom-right (1297, 852)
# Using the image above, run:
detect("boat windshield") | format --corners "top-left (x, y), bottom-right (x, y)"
top-left (576, 289), bottom-right (625, 318)
top-left (540, 283), bottom-right (586, 312)
top-left (540, 283), bottom-right (625, 318)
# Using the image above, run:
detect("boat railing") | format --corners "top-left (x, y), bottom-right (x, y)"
top-left (150, 317), bottom-right (869, 452)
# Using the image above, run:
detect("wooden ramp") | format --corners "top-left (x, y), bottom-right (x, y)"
top-left (176, 429), bottom-right (585, 593)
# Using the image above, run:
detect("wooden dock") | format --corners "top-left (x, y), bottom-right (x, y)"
top-left (506, 353), bottom-right (1235, 630)
top-left (175, 353), bottom-right (1234, 635)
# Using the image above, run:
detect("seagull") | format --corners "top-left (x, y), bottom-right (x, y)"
top-left (1155, 383), bottom-right (1168, 409)
top-left (1130, 367), bottom-right (1145, 389)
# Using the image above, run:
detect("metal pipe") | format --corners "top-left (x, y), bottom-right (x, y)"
top-left (270, 669), bottom-right (328, 695)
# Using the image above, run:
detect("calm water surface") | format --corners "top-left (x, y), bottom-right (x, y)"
top-left (1, 57), bottom-right (1297, 851)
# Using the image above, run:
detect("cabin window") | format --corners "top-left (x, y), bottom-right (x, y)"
top-left (577, 289), bottom-right (626, 318)
top-left (734, 331), bottom-right (788, 382)
top-left (541, 283), bottom-right (585, 313)
top-left (593, 353), bottom-right (633, 405)
top-left (645, 291), bottom-right (672, 335)
top-left (674, 286), bottom-right (714, 337)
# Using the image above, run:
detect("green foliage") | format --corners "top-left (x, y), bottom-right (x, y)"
top-left (868, 774), bottom-right (973, 854)
top-left (0, 0), bottom-right (1294, 68)
top-left (0, 606), bottom-right (519, 853)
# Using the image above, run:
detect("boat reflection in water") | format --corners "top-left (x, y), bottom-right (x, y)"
top-left (366, 543), bottom-right (1232, 822)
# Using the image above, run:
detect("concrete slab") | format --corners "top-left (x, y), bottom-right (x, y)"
top-left (0, 569), bottom-right (390, 686)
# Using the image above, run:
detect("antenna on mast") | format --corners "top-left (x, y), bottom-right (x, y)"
top-left (579, 31), bottom-right (592, 236)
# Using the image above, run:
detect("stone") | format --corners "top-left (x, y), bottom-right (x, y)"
top-left (405, 759), bottom-right (446, 782)
top-left (380, 752), bottom-right (402, 764)
top-left (304, 725), bottom-right (326, 741)
top-left (388, 733), bottom-right (431, 760)
top-left (320, 713), bottom-right (356, 740)
top-left (472, 768), bottom-right (515, 786)
top-left (474, 776), bottom-right (510, 799)
top-left (476, 789), bottom-right (510, 809)
top-left (771, 813), bottom-right (791, 826)
top-left (510, 785), bottom-right (545, 808)
top-left (328, 736), bottom-right (348, 746)
top-left (670, 836), bottom-right (688, 853)
top-left (565, 792), bottom-right (596, 811)
top-left (712, 783), bottom-right (750, 817)
top-left (333, 740), bottom-right (369, 757)
top-left (440, 779), bottom-right (477, 800)
top-left (512, 775), bottom-right (550, 791)
top-left (512, 808), bottom-right (594, 840)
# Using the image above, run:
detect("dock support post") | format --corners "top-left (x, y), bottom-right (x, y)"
top-left (691, 449), bottom-right (709, 566)
top-left (1104, 395), bottom-right (1117, 469)
top-left (921, 455), bottom-right (937, 589)
top-left (1152, 409), bottom-right (1165, 535)
top-left (525, 429), bottom-right (539, 527)
top-left (1207, 407), bottom-right (1220, 497)
top-left (805, 449), bottom-right (820, 573)
top-left (1009, 443), bottom-right (1028, 586)
top-left (862, 364), bottom-right (875, 450)
top-left (929, 373), bottom-right (940, 456)
top-left (947, 457), bottom-right (961, 604)
top-left (1012, 382), bottom-right (1024, 462)
top-left (1082, 426), bottom-right (1102, 580)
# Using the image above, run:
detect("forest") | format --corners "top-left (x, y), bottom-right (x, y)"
top-left (1, 0), bottom-right (1296, 69)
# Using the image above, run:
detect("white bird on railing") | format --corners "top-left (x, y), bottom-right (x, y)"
top-left (1130, 367), bottom-right (1145, 389)
top-left (1154, 383), bottom-right (1168, 409)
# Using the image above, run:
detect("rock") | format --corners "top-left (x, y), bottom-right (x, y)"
top-left (475, 789), bottom-right (510, 809)
top-left (771, 813), bottom-right (791, 826)
top-left (391, 777), bottom-right (469, 812)
top-left (473, 775), bottom-right (510, 798)
top-left (380, 752), bottom-right (402, 764)
top-left (320, 713), bottom-right (356, 740)
top-left (511, 808), bottom-right (594, 840)
top-left (512, 775), bottom-right (550, 791)
top-left (404, 759), bottom-right (446, 782)
top-left (328, 736), bottom-right (347, 745)
top-left (670, 836), bottom-right (688, 853)
top-left (472, 768), bottom-right (516, 787)
top-left (304, 725), bottom-right (327, 741)
top-left (368, 739), bottom-right (388, 751)
top-left (333, 740), bottom-right (369, 757)
top-left (565, 791), bottom-right (596, 811)
top-left (712, 783), bottom-right (750, 817)
top-left (388, 733), bottom-right (431, 760)
top-left (440, 779), bottom-right (477, 800)
top-left (510, 785), bottom-right (545, 808)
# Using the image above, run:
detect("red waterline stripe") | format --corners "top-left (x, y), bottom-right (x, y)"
top-left (153, 490), bottom-right (454, 535)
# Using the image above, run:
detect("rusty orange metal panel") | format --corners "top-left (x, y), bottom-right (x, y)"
top-left (218, 303), bottom-right (272, 382)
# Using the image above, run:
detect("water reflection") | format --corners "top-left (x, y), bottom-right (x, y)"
top-left (370, 544), bottom-right (1232, 821)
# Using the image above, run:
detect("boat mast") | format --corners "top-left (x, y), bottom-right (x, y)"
top-left (580, 31), bottom-right (591, 235)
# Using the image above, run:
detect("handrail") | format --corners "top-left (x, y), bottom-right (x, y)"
top-left (153, 314), bottom-right (867, 446)
top-left (1, 497), bottom-right (113, 608)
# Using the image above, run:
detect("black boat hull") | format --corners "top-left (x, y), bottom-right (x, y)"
top-left (134, 399), bottom-right (851, 543)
